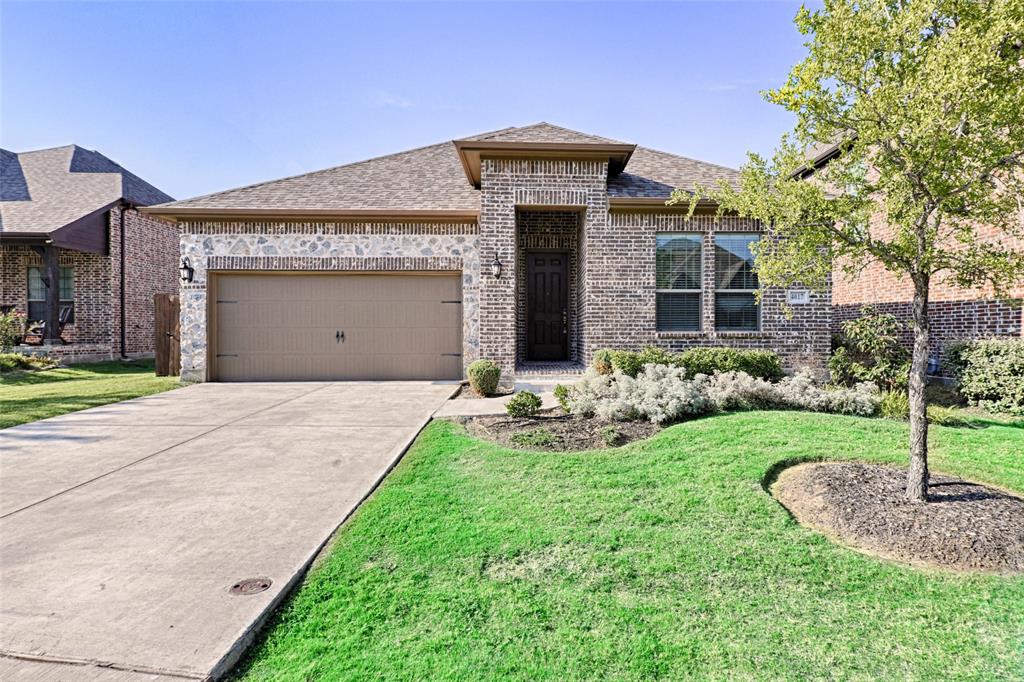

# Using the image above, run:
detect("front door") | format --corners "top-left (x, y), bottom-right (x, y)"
top-left (526, 251), bottom-right (569, 361)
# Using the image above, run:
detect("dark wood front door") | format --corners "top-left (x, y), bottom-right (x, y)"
top-left (526, 251), bottom-right (569, 361)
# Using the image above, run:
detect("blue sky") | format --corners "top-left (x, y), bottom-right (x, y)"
top-left (1, 1), bottom-right (810, 200)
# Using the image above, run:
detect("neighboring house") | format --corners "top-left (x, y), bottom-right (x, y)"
top-left (0, 145), bottom-right (178, 361)
top-left (145, 123), bottom-right (831, 382)
top-left (800, 142), bottom-right (1024, 363)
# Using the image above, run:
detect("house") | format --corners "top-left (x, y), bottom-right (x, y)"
top-left (144, 123), bottom-right (831, 382)
top-left (800, 142), bottom-right (1024, 362)
top-left (0, 145), bottom-right (178, 361)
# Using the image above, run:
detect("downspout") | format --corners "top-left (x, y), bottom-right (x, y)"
top-left (119, 202), bottom-right (129, 359)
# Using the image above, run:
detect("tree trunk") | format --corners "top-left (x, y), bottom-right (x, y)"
top-left (906, 275), bottom-right (930, 502)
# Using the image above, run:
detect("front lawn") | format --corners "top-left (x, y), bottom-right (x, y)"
top-left (237, 412), bottom-right (1024, 680)
top-left (0, 359), bottom-right (180, 428)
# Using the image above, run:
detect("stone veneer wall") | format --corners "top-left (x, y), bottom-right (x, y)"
top-left (479, 158), bottom-right (609, 376)
top-left (515, 210), bottom-right (581, 364)
top-left (177, 221), bottom-right (480, 381)
top-left (588, 212), bottom-right (832, 371)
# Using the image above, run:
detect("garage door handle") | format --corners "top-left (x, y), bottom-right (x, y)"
top-left (336, 330), bottom-right (345, 343)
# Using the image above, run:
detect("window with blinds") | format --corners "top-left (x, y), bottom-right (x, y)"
top-left (656, 233), bottom-right (702, 331)
top-left (714, 233), bottom-right (760, 331)
top-left (27, 266), bottom-right (75, 323)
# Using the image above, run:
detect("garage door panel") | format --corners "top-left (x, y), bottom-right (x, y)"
top-left (213, 274), bottom-right (462, 381)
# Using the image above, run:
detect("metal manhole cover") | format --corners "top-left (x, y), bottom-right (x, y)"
top-left (229, 577), bottom-right (272, 596)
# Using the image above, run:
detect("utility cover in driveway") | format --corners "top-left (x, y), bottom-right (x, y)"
top-left (0, 381), bottom-right (455, 680)
top-left (212, 273), bottom-right (462, 381)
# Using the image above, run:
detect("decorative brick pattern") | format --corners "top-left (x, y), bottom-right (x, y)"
top-left (516, 210), bottom-right (580, 363)
top-left (181, 221), bottom-right (478, 236)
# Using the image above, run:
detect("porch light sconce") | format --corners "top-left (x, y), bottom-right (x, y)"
top-left (490, 254), bottom-right (503, 279)
top-left (179, 256), bottom-right (195, 283)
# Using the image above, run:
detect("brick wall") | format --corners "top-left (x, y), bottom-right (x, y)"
top-left (833, 204), bottom-right (1024, 350)
top-left (479, 158), bottom-right (609, 376)
top-left (112, 206), bottom-right (181, 354)
top-left (1, 243), bottom-right (112, 346)
top-left (0, 207), bottom-right (178, 355)
top-left (593, 212), bottom-right (832, 371)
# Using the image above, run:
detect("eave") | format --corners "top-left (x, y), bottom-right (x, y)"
top-left (454, 140), bottom-right (636, 188)
top-left (138, 206), bottom-right (481, 224)
top-left (0, 200), bottom-right (117, 254)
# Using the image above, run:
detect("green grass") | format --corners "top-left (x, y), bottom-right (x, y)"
top-left (0, 359), bottom-right (180, 428)
top-left (237, 412), bottom-right (1024, 680)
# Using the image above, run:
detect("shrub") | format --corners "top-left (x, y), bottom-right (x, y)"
top-left (553, 384), bottom-right (571, 412)
top-left (506, 390), bottom-right (543, 418)
top-left (926, 405), bottom-right (971, 427)
top-left (0, 310), bottom-right (25, 352)
top-left (599, 425), bottom-right (621, 447)
top-left (467, 359), bottom-right (501, 397)
top-left (829, 307), bottom-right (910, 391)
top-left (677, 347), bottom-right (783, 381)
top-left (566, 367), bottom-right (880, 424)
top-left (953, 338), bottom-right (1024, 415)
top-left (592, 349), bottom-right (614, 375)
top-left (879, 390), bottom-right (910, 420)
top-left (609, 350), bottom-right (645, 378)
top-left (0, 352), bottom-right (56, 373)
top-left (510, 428), bottom-right (560, 449)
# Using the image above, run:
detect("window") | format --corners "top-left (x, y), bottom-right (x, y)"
top-left (656, 233), bottom-right (702, 331)
top-left (27, 266), bottom-right (75, 323)
top-left (714, 234), bottom-right (760, 331)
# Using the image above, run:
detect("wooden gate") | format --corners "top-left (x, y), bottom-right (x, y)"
top-left (154, 293), bottom-right (180, 377)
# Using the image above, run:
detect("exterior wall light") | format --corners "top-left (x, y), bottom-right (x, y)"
top-left (490, 254), bottom-right (503, 279)
top-left (179, 256), bottom-right (195, 283)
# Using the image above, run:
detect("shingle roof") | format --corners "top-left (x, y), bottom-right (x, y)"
top-left (0, 145), bottom-right (173, 234)
top-left (156, 140), bottom-right (479, 213)
top-left (149, 124), bottom-right (739, 215)
top-left (608, 146), bottom-right (740, 198)
top-left (458, 122), bottom-right (629, 145)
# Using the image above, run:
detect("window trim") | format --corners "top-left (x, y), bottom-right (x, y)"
top-left (713, 233), bottom-right (761, 332)
top-left (655, 232), bottom-right (703, 332)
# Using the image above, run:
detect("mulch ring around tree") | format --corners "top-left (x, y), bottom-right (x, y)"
top-left (456, 410), bottom-right (661, 452)
top-left (772, 462), bottom-right (1024, 575)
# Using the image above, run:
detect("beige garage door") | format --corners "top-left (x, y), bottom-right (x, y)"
top-left (211, 273), bottom-right (462, 381)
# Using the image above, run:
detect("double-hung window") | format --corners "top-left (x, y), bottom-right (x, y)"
top-left (714, 233), bottom-right (760, 331)
top-left (27, 266), bottom-right (75, 323)
top-left (655, 233), bottom-right (702, 332)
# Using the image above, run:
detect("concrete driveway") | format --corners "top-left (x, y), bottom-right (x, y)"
top-left (0, 381), bottom-right (456, 680)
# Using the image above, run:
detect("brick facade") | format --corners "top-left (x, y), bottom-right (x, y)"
top-left (175, 159), bottom-right (833, 382)
top-left (833, 206), bottom-right (1024, 358)
top-left (0, 206), bottom-right (179, 358)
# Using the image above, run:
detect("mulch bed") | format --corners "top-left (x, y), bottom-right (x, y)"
top-left (451, 384), bottom-right (515, 400)
top-left (459, 410), bottom-right (661, 451)
top-left (772, 462), bottom-right (1024, 574)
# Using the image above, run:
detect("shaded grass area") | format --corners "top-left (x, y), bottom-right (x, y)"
top-left (237, 412), bottom-right (1024, 680)
top-left (0, 359), bottom-right (180, 428)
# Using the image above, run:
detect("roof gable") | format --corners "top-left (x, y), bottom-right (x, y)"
top-left (146, 124), bottom-right (739, 219)
top-left (0, 145), bottom-right (173, 236)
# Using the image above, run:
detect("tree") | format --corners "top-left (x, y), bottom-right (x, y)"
top-left (676, 0), bottom-right (1024, 501)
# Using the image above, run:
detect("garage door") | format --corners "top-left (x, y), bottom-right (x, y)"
top-left (211, 273), bottom-right (462, 381)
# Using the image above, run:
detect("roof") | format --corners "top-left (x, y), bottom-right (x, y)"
top-left (0, 145), bottom-right (174, 236)
top-left (608, 146), bottom-right (740, 198)
top-left (146, 123), bottom-right (739, 219)
top-left (458, 122), bottom-right (629, 145)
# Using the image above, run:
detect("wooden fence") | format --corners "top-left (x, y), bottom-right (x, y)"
top-left (154, 293), bottom-right (180, 377)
